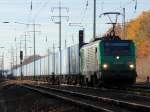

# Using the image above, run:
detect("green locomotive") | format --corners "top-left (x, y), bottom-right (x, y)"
top-left (80, 39), bottom-right (137, 87)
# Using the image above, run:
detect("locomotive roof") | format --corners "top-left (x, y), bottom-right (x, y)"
top-left (81, 39), bottom-right (134, 49)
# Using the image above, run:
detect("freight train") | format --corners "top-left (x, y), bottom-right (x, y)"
top-left (12, 31), bottom-right (137, 87)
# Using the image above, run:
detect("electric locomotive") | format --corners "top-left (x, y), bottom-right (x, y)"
top-left (80, 12), bottom-right (137, 87)
top-left (80, 36), bottom-right (137, 87)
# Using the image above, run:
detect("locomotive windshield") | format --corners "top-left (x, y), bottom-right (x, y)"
top-left (104, 42), bottom-right (131, 56)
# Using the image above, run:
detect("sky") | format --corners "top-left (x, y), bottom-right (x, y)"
top-left (0, 0), bottom-right (149, 69)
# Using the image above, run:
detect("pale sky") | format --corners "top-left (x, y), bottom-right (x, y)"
top-left (0, 0), bottom-right (149, 69)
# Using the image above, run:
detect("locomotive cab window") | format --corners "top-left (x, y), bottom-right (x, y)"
top-left (104, 42), bottom-right (131, 56)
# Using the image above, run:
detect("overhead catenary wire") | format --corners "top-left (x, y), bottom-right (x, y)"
top-left (33, 0), bottom-right (51, 21)
top-left (118, 0), bottom-right (137, 13)
top-left (80, 0), bottom-right (89, 23)
top-left (101, 1), bottom-right (104, 12)
top-left (27, 0), bottom-right (33, 22)
top-left (27, 0), bottom-right (51, 22)
top-left (134, 0), bottom-right (137, 13)
top-left (30, 0), bottom-right (32, 11)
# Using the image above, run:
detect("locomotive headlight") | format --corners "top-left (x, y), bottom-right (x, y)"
top-left (103, 64), bottom-right (108, 69)
top-left (116, 56), bottom-right (120, 60)
top-left (129, 64), bottom-right (135, 69)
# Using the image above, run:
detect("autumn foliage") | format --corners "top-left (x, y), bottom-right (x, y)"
top-left (126, 11), bottom-right (150, 58)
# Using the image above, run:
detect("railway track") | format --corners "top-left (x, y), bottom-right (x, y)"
top-left (131, 84), bottom-right (150, 91)
top-left (40, 84), bottom-right (150, 105)
top-left (126, 87), bottom-right (150, 96)
top-left (21, 83), bottom-right (150, 112)
top-left (28, 80), bottom-right (149, 97)
top-left (20, 80), bottom-right (150, 98)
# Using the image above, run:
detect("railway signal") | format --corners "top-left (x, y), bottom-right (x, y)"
top-left (20, 51), bottom-right (23, 60)
top-left (20, 50), bottom-right (23, 79)
top-left (79, 30), bottom-right (84, 48)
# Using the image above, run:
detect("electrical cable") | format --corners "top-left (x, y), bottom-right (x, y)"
top-left (80, 0), bottom-right (89, 23)
top-left (33, 0), bottom-right (50, 21)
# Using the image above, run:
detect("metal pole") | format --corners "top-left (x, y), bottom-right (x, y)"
top-left (20, 41), bottom-right (21, 54)
top-left (29, 47), bottom-right (32, 76)
top-left (48, 48), bottom-right (50, 75)
top-left (51, 1), bottom-right (68, 75)
top-left (20, 58), bottom-right (23, 79)
top-left (20, 50), bottom-right (23, 80)
top-left (14, 38), bottom-right (18, 75)
top-left (33, 24), bottom-right (36, 79)
top-left (12, 47), bottom-right (14, 76)
top-left (25, 33), bottom-right (27, 60)
top-left (65, 40), bottom-right (67, 48)
top-left (0, 48), bottom-right (5, 76)
top-left (15, 47), bottom-right (18, 75)
top-left (93, 0), bottom-right (96, 40)
top-left (123, 8), bottom-right (126, 40)
top-left (24, 33), bottom-right (27, 76)
top-left (40, 58), bottom-right (41, 76)
top-left (15, 44), bottom-right (17, 75)
top-left (53, 43), bottom-right (55, 74)
top-left (19, 41), bottom-right (22, 78)
top-left (59, 1), bottom-right (62, 75)
top-left (2, 53), bottom-right (4, 76)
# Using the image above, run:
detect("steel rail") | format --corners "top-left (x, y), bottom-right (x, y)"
top-left (22, 84), bottom-right (113, 112)
top-left (22, 84), bottom-right (150, 112)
